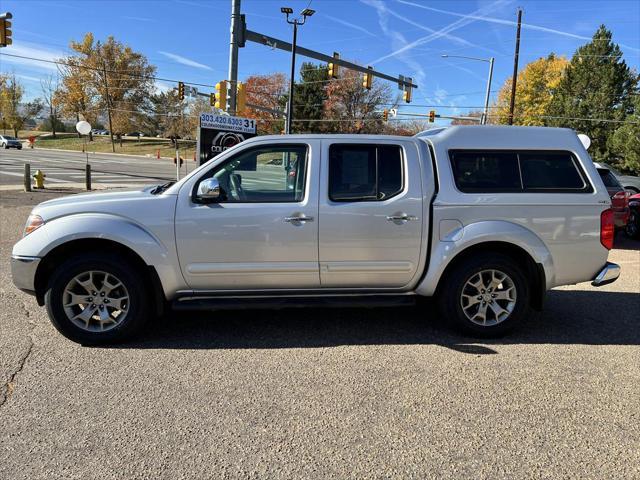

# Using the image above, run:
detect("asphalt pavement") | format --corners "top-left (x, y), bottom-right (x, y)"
top-left (0, 147), bottom-right (192, 188)
top-left (1, 189), bottom-right (639, 479)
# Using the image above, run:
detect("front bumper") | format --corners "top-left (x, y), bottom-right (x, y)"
top-left (591, 262), bottom-right (620, 287)
top-left (11, 255), bottom-right (40, 294)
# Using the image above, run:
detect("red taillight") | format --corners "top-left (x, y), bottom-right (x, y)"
top-left (611, 190), bottom-right (629, 210)
top-left (600, 208), bottom-right (615, 250)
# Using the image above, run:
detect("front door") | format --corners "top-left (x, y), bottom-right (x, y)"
top-left (318, 140), bottom-right (424, 288)
top-left (175, 140), bottom-right (320, 290)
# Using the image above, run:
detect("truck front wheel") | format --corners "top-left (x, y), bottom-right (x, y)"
top-left (437, 253), bottom-right (530, 337)
top-left (44, 253), bottom-right (149, 345)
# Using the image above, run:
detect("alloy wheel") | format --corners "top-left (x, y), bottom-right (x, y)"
top-left (62, 270), bottom-right (130, 332)
top-left (460, 269), bottom-right (517, 326)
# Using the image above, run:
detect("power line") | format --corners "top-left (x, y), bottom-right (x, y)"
top-left (0, 52), bottom-right (215, 89)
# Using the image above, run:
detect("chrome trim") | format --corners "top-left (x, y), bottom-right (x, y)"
top-left (11, 255), bottom-right (41, 292)
top-left (591, 262), bottom-right (620, 287)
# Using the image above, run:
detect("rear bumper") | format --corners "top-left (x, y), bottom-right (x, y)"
top-left (11, 255), bottom-right (40, 294)
top-left (591, 262), bottom-right (620, 287)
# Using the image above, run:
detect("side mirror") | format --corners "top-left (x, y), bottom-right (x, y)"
top-left (196, 177), bottom-right (221, 203)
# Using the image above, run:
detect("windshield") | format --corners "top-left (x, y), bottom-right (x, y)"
top-left (3, 136), bottom-right (16, 140)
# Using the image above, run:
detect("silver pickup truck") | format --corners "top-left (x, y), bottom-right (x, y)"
top-left (11, 126), bottom-right (620, 344)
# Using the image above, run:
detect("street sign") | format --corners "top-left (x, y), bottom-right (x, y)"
top-left (197, 112), bottom-right (257, 165)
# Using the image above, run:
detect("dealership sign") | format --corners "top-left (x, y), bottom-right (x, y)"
top-left (197, 113), bottom-right (257, 165)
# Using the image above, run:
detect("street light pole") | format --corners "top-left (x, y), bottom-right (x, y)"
top-left (281, 7), bottom-right (314, 135)
top-left (286, 20), bottom-right (298, 135)
top-left (442, 54), bottom-right (495, 125)
top-left (482, 57), bottom-right (495, 125)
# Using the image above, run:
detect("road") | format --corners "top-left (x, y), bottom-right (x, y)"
top-left (1, 190), bottom-right (639, 479)
top-left (0, 148), bottom-right (191, 187)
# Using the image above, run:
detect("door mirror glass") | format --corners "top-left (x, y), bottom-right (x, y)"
top-left (196, 178), bottom-right (221, 202)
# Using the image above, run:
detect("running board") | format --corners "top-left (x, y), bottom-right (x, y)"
top-left (172, 294), bottom-right (417, 311)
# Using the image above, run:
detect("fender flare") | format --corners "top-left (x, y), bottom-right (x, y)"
top-left (14, 213), bottom-right (184, 298)
top-left (415, 220), bottom-right (555, 296)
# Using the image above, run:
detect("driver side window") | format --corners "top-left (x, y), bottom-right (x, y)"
top-left (205, 144), bottom-right (308, 203)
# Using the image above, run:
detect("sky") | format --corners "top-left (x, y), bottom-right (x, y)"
top-left (1, 0), bottom-right (639, 123)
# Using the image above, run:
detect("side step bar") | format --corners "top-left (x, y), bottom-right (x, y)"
top-left (172, 294), bottom-right (417, 311)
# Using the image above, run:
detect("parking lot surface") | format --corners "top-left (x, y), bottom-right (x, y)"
top-left (1, 189), bottom-right (639, 479)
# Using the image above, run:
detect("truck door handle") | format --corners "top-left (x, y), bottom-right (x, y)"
top-left (284, 215), bottom-right (314, 223)
top-left (386, 214), bottom-right (418, 222)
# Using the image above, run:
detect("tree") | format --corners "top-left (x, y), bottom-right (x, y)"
top-left (142, 90), bottom-right (187, 138)
top-left (609, 92), bottom-right (640, 174)
top-left (493, 54), bottom-right (568, 125)
top-left (292, 62), bottom-right (328, 133)
top-left (244, 73), bottom-right (287, 134)
top-left (56, 55), bottom-right (97, 138)
top-left (0, 74), bottom-right (42, 136)
top-left (41, 75), bottom-right (62, 138)
top-left (546, 25), bottom-right (638, 163)
top-left (323, 69), bottom-right (392, 134)
top-left (59, 33), bottom-right (156, 150)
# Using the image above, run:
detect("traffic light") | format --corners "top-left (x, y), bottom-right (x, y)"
top-left (0, 17), bottom-right (12, 47)
top-left (362, 66), bottom-right (373, 90)
top-left (215, 80), bottom-right (227, 111)
top-left (429, 110), bottom-right (436, 123)
top-left (328, 52), bottom-right (339, 79)
top-left (382, 109), bottom-right (388, 122)
top-left (236, 82), bottom-right (246, 112)
top-left (177, 82), bottom-right (185, 101)
top-left (210, 93), bottom-right (215, 107)
top-left (403, 87), bottom-right (412, 103)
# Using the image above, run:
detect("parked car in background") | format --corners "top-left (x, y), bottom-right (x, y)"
top-left (0, 135), bottom-right (23, 149)
top-left (125, 132), bottom-right (146, 138)
top-left (625, 193), bottom-right (640, 239)
top-left (595, 162), bottom-right (630, 229)
top-left (12, 126), bottom-right (621, 344)
top-left (603, 163), bottom-right (640, 193)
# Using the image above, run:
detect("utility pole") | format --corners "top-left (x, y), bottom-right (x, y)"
top-left (102, 62), bottom-right (116, 152)
top-left (227, 0), bottom-right (241, 116)
top-left (508, 8), bottom-right (523, 126)
top-left (282, 7), bottom-right (314, 134)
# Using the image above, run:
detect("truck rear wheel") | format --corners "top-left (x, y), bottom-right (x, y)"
top-left (437, 253), bottom-right (530, 337)
top-left (44, 253), bottom-right (149, 345)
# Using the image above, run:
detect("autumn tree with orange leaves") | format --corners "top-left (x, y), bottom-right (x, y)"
top-left (243, 73), bottom-right (287, 134)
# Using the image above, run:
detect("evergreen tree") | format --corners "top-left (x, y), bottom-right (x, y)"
top-left (292, 62), bottom-right (328, 133)
top-left (609, 92), bottom-right (640, 174)
top-left (546, 25), bottom-right (637, 163)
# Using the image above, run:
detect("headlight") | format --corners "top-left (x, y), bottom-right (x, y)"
top-left (23, 214), bottom-right (45, 237)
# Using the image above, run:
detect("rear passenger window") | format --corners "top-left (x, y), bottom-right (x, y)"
top-left (329, 144), bottom-right (403, 201)
top-left (449, 150), bottom-right (592, 193)
top-left (520, 152), bottom-right (585, 190)
top-left (449, 151), bottom-right (521, 192)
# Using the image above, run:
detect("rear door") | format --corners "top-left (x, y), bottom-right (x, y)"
top-left (318, 139), bottom-right (424, 288)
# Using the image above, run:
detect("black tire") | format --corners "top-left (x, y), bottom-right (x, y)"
top-left (625, 215), bottom-right (640, 239)
top-left (437, 253), bottom-right (531, 337)
top-left (44, 253), bottom-right (150, 345)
